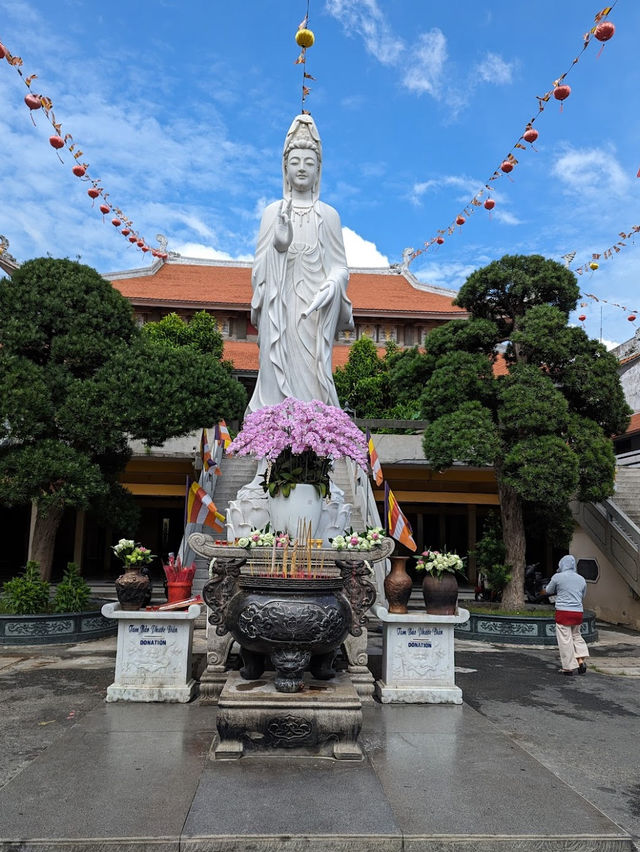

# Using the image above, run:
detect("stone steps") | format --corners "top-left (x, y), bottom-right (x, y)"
top-left (613, 467), bottom-right (640, 527)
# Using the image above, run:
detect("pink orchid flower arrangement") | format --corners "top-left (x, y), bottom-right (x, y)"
top-left (227, 398), bottom-right (368, 498)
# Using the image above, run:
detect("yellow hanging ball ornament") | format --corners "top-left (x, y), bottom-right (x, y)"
top-left (589, 262), bottom-right (599, 270)
top-left (296, 28), bottom-right (315, 48)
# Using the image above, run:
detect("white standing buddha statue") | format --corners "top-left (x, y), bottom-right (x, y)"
top-left (247, 113), bottom-right (354, 413)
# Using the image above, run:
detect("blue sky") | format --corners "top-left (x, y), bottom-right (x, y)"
top-left (1, 0), bottom-right (639, 346)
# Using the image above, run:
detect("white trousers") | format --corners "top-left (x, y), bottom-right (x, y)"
top-left (556, 623), bottom-right (589, 671)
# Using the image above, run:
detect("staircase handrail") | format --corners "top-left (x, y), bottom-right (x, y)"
top-left (571, 497), bottom-right (640, 598)
top-left (615, 449), bottom-right (640, 468)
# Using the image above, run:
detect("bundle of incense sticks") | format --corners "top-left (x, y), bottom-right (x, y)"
top-left (146, 594), bottom-right (203, 612)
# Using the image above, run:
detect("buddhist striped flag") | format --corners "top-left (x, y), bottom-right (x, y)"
top-left (385, 483), bottom-right (417, 551)
top-left (201, 428), bottom-right (222, 475)
top-left (187, 481), bottom-right (225, 532)
top-left (200, 429), bottom-right (213, 471)
top-left (216, 420), bottom-right (232, 449)
top-left (366, 429), bottom-right (384, 486)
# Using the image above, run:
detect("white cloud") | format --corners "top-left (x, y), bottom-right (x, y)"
top-left (171, 242), bottom-right (253, 263)
top-left (402, 29), bottom-right (448, 97)
top-left (411, 260), bottom-right (478, 291)
top-left (493, 209), bottom-right (523, 226)
top-left (342, 226), bottom-right (389, 268)
top-left (552, 146), bottom-right (629, 198)
top-left (474, 52), bottom-right (514, 85)
top-left (325, 0), bottom-right (404, 65)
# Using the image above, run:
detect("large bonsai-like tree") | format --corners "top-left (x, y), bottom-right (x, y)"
top-left (421, 254), bottom-right (631, 608)
top-left (0, 258), bottom-right (246, 579)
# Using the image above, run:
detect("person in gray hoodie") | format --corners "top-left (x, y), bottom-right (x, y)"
top-left (543, 555), bottom-right (589, 676)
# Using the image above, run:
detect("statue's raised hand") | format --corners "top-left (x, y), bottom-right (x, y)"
top-left (273, 199), bottom-right (293, 253)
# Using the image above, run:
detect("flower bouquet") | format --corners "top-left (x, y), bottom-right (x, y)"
top-left (415, 550), bottom-right (465, 577)
top-left (111, 539), bottom-right (155, 570)
top-left (331, 526), bottom-right (386, 551)
top-left (227, 398), bottom-right (368, 498)
top-left (111, 539), bottom-right (154, 610)
top-left (416, 550), bottom-right (464, 615)
top-left (236, 526), bottom-right (291, 549)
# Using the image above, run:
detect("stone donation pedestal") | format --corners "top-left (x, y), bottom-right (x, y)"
top-left (373, 603), bottom-right (470, 704)
top-left (102, 602), bottom-right (201, 702)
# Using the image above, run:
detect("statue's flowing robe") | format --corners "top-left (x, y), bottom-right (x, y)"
top-left (247, 199), bottom-right (353, 414)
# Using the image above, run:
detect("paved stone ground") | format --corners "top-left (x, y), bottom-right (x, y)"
top-left (1, 623), bottom-right (638, 849)
top-left (454, 626), bottom-right (640, 851)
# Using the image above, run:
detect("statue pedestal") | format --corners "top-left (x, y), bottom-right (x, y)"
top-left (102, 602), bottom-right (201, 703)
top-left (373, 605), bottom-right (470, 704)
top-left (212, 671), bottom-right (363, 760)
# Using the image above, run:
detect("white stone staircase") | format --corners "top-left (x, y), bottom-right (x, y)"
top-left (612, 467), bottom-right (640, 527)
top-left (572, 462), bottom-right (640, 599)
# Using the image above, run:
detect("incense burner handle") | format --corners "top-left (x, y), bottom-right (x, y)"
top-left (336, 559), bottom-right (377, 637)
top-left (202, 558), bottom-right (245, 636)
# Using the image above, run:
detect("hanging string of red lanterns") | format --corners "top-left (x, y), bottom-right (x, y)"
top-left (407, 4), bottom-right (617, 264)
top-left (0, 41), bottom-right (165, 260)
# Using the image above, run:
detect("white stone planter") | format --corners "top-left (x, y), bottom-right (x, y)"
top-left (373, 604), bottom-right (470, 704)
top-left (101, 602), bottom-right (201, 703)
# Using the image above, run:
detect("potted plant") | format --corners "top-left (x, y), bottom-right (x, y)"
top-left (227, 397), bottom-right (368, 537)
top-left (112, 539), bottom-right (155, 611)
top-left (415, 549), bottom-right (465, 615)
top-left (163, 554), bottom-right (196, 605)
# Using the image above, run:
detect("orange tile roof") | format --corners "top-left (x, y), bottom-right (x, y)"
top-left (223, 340), bottom-right (386, 372)
top-left (619, 411), bottom-right (640, 436)
top-left (109, 260), bottom-right (466, 318)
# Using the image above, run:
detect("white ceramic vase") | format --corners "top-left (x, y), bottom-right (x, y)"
top-left (267, 483), bottom-right (323, 538)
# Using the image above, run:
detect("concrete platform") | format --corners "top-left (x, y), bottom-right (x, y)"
top-left (0, 692), bottom-right (633, 851)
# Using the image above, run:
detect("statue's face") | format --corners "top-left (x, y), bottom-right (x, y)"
top-left (286, 147), bottom-right (318, 193)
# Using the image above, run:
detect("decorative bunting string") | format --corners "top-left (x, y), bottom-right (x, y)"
top-left (0, 40), bottom-right (164, 259)
top-left (295, 0), bottom-right (315, 113)
top-left (573, 223), bottom-right (640, 277)
top-left (407, 4), bottom-right (617, 265)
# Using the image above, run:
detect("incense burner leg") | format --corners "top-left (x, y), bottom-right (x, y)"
top-left (271, 648), bottom-right (311, 693)
top-left (309, 650), bottom-right (338, 680)
top-left (240, 648), bottom-right (266, 680)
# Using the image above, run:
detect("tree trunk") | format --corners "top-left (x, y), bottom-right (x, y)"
top-left (497, 476), bottom-right (526, 610)
top-left (30, 504), bottom-right (64, 581)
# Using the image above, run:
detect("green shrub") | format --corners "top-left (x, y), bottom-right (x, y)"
top-left (53, 562), bottom-right (91, 613)
top-left (1, 561), bottom-right (51, 615)
top-left (484, 562), bottom-right (512, 595)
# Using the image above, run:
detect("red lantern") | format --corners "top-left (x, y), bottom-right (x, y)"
top-left (159, 252), bottom-right (168, 260)
top-left (523, 127), bottom-right (538, 144)
top-left (141, 245), bottom-right (149, 252)
top-left (24, 93), bottom-right (42, 110)
top-left (436, 236), bottom-right (445, 245)
top-left (136, 239), bottom-right (145, 248)
top-left (578, 315), bottom-right (586, 322)
top-left (628, 314), bottom-right (637, 322)
top-left (554, 84), bottom-right (571, 101)
top-left (112, 217), bottom-right (122, 228)
top-left (484, 198), bottom-right (495, 211)
top-left (129, 235), bottom-right (138, 243)
top-left (0, 42), bottom-right (6, 60)
top-left (72, 164), bottom-right (86, 177)
top-left (121, 228), bottom-right (131, 237)
top-left (594, 21), bottom-right (615, 41)
top-left (456, 215), bottom-right (465, 226)
top-left (500, 160), bottom-right (513, 174)
top-left (49, 135), bottom-right (64, 150)
top-left (87, 187), bottom-right (100, 199)
top-left (99, 203), bottom-right (110, 215)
